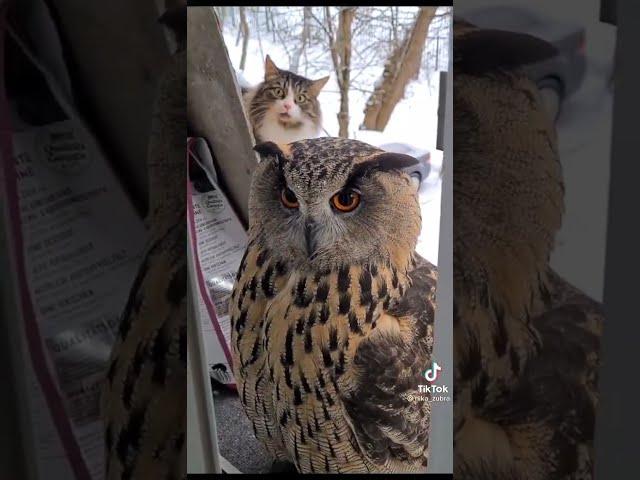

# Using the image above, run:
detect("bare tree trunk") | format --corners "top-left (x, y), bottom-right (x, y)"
top-left (361, 6), bottom-right (436, 131)
top-left (269, 8), bottom-right (277, 42)
top-left (239, 6), bottom-right (250, 70)
top-left (291, 6), bottom-right (311, 73)
top-left (391, 7), bottom-right (398, 47)
top-left (235, 13), bottom-right (242, 46)
top-left (337, 8), bottom-right (354, 138)
top-left (326, 7), bottom-right (355, 138)
top-left (256, 9), bottom-right (265, 60)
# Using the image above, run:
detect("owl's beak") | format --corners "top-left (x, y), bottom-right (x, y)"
top-left (304, 220), bottom-right (318, 258)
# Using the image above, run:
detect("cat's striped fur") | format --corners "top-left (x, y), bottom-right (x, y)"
top-left (242, 55), bottom-right (329, 144)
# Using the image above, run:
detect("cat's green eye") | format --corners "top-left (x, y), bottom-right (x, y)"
top-left (272, 87), bottom-right (284, 98)
top-left (296, 94), bottom-right (307, 103)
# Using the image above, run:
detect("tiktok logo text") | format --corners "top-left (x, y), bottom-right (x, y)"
top-left (424, 361), bottom-right (442, 383)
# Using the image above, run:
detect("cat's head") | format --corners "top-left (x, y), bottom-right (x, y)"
top-left (248, 55), bottom-right (329, 133)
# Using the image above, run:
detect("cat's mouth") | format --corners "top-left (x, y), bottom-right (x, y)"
top-left (276, 111), bottom-right (303, 129)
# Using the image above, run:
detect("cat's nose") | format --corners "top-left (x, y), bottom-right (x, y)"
top-left (283, 102), bottom-right (292, 111)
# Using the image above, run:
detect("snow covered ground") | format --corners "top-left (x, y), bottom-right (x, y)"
top-left (222, 18), bottom-right (446, 265)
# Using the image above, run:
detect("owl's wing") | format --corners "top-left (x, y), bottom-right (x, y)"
top-left (458, 269), bottom-right (603, 479)
top-left (102, 219), bottom-right (186, 480)
top-left (340, 258), bottom-right (438, 471)
top-left (102, 5), bottom-right (187, 478)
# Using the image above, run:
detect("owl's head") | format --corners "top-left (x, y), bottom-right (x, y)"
top-left (248, 137), bottom-right (422, 272)
top-left (453, 19), bottom-right (564, 316)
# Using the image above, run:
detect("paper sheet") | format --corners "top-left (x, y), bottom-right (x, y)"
top-left (187, 141), bottom-right (248, 386)
top-left (2, 29), bottom-right (146, 480)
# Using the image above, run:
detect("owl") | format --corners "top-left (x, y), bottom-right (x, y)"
top-left (453, 19), bottom-right (603, 480)
top-left (229, 137), bottom-right (438, 473)
top-left (102, 3), bottom-right (186, 479)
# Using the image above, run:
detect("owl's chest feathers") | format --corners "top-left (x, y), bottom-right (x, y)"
top-left (230, 247), bottom-right (410, 452)
top-left (233, 262), bottom-right (408, 370)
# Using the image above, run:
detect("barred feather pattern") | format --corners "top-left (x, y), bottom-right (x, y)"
top-left (101, 7), bottom-right (187, 479)
top-left (230, 244), bottom-right (437, 473)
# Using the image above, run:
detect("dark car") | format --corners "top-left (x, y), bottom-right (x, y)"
top-left (459, 5), bottom-right (587, 121)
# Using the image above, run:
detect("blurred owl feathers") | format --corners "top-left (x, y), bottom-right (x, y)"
top-left (453, 18), bottom-right (603, 480)
top-left (102, 3), bottom-right (186, 479)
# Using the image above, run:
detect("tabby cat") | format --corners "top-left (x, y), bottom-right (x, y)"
top-left (242, 55), bottom-right (329, 144)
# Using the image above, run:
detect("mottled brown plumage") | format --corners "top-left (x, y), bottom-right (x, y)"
top-left (453, 19), bottom-right (603, 480)
top-left (230, 137), bottom-right (437, 473)
top-left (101, 5), bottom-right (186, 479)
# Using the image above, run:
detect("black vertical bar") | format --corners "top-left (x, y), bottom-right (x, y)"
top-left (595, 0), bottom-right (640, 477)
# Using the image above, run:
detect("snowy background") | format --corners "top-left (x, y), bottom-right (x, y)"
top-left (217, 7), bottom-right (451, 265)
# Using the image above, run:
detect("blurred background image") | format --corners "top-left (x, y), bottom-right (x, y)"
top-left (1, 1), bottom-right (177, 478)
top-left (453, 2), bottom-right (620, 479)
top-left (458, 0), bottom-right (616, 301)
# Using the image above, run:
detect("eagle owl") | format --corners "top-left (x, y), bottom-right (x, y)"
top-left (102, 3), bottom-right (186, 479)
top-left (453, 19), bottom-right (604, 480)
top-left (230, 137), bottom-right (438, 473)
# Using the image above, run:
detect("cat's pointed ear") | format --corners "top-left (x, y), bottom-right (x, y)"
top-left (254, 141), bottom-right (292, 163)
top-left (264, 55), bottom-right (279, 81)
top-left (454, 28), bottom-right (558, 75)
top-left (308, 76), bottom-right (330, 96)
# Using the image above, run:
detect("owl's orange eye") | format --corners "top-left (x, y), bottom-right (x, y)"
top-left (281, 187), bottom-right (299, 208)
top-left (331, 189), bottom-right (361, 213)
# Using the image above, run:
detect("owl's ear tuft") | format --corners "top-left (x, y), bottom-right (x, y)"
top-left (361, 152), bottom-right (420, 171)
top-left (350, 152), bottom-right (419, 182)
top-left (253, 142), bottom-right (292, 163)
top-left (454, 28), bottom-right (558, 75)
